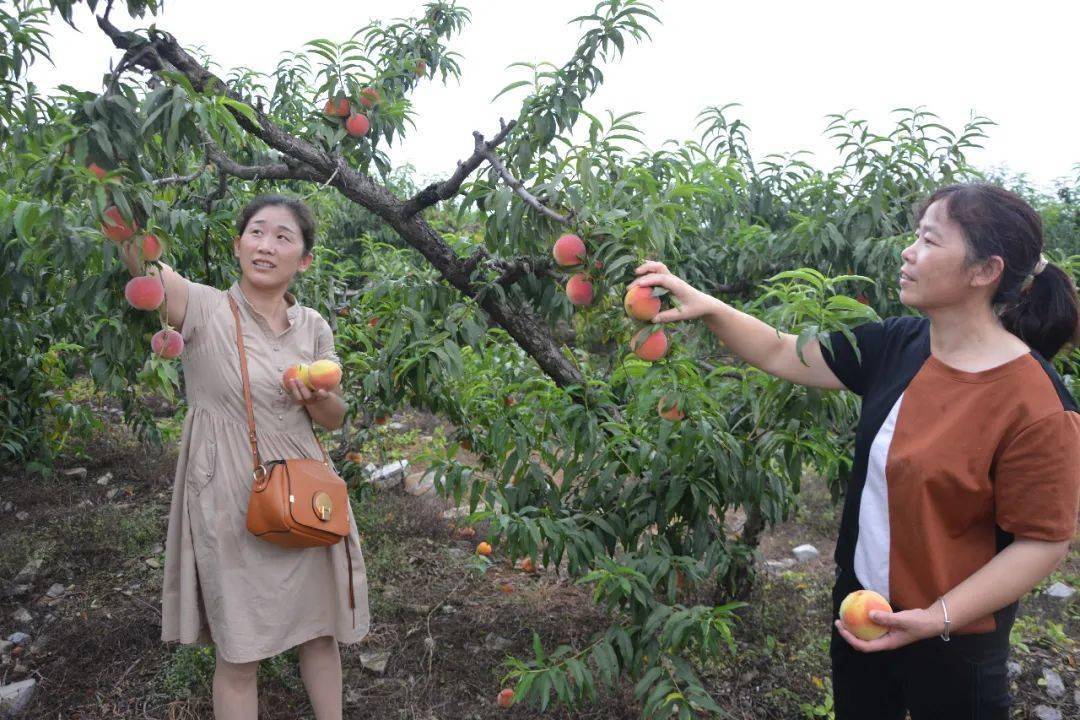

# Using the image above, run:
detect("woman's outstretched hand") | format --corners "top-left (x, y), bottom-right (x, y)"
top-left (629, 261), bottom-right (720, 323)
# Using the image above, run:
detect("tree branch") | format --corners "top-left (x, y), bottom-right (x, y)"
top-left (401, 119), bottom-right (517, 217)
top-left (151, 167), bottom-right (207, 186)
top-left (95, 13), bottom-right (589, 394)
top-left (491, 255), bottom-right (554, 286)
top-left (478, 141), bottom-right (573, 224)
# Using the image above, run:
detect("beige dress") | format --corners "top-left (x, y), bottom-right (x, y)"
top-left (160, 279), bottom-right (370, 663)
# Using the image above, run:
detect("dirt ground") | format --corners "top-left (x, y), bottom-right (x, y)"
top-left (1, 406), bottom-right (1076, 719)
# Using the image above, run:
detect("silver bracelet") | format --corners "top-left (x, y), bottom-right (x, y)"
top-left (938, 596), bottom-right (951, 642)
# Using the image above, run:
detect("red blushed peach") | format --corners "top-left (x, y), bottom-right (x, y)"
top-left (282, 363), bottom-right (309, 391)
top-left (151, 328), bottom-right (184, 359)
top-left (657, 395), bottom-right (684, 421)
top-left (87, 162), bottom-right (107, 180)
top-left (102, 206), bottom-right (136, 243)
top-left (359, 87), bottom-right (381, 108)
top-left (552, 234), bottom-right (586, 266)
top-left (345, 113), bottom-right (370, 137)
top-left (414, 59), bottom-right (428, 76)
top-left (630, 328), bottom-right (668, 362)
top-left (307, 359), bottom-right (342, 391)
top-left (624, 285), bottom-right (661, 321)
top-left (141, 234), bottom-right (162, 262)
top-left (124, 275), bottom-right (164, 311)
top-left (839, 589), bottom-right (893, 641)
top-left (323, 96), bottom-right (350, 117)
top-left (565, 273), bottom-right (594, 306)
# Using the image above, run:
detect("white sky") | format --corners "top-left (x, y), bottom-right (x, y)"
top-left (30, 0), bottom-right (1079, 191)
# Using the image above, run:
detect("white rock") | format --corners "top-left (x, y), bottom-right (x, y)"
top-left (1007, 661), bottom-right (1022, 679)
top-left (5, 633), bottom-right (29, 646)
top-left (11, 608), bottom-right (32, 625)
top-left (1045, 582), bottom-right (1075, 600)
top-left (61, 467), bottom-right (87, 481)
top-left (387, 422), bottom-right (406, 431)
top-left (483, 633), bottom-right (511, 652)
top-left (764, 558), bottom-right (796, 573)
top-left (1033, 706), bottom-right (1061, 720)
top-left (144, 558), bottom-right (161, 569)
top-left (45, 584), bottom-right (66, 600)
top-left (369, 461), bottom-right (408, 489)
top-left (358, 649), bottom-right (390, 674)
top-left (440, 505), bottom-right (470, 520)
top-left (0, 679), bottom-right (37, 716)
top-left (404, 470), bottom-right (437, 496)
top-left (0, 501), bottom-right (12, 513)
top-left (792, 544), bottom-right (820, 562)
top-left (1042, 667), bottom-right (1065, 698)
top-left (95, 472), bottom-right (112, 485)
top-left (13, 511), bottom-right (28, 522)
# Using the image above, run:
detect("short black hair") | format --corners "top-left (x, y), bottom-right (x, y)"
top-left (236, 194), bottom-right (316, 255)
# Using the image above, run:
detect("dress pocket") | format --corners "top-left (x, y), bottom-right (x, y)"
top-left (187, 438), bottom-right (218, 495)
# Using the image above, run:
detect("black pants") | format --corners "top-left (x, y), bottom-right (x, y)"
top-left (830, 568), bottom-right (1013, 720)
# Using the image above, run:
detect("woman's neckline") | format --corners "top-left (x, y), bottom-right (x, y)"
top-left (924, 350), bottom-right (1033, 383)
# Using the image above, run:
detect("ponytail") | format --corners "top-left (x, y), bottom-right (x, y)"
top-left (999, 261), bottom-right (1080, 360)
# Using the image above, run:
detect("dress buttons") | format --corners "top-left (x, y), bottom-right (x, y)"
top-left (277, 414), bottom-right (283, 420)
top-left (273, 345), bottom-right (280, 351)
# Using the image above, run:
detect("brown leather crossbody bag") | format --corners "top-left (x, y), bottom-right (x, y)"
top-left (227, 295), bottom-right (357, 623)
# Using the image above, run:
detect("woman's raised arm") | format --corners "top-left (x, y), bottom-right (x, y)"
top-left (630, 261), bottom-right (845, 390)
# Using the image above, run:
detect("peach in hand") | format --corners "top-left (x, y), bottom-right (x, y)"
top-left (306, 359), bottom-right (342, 391)
top-left (838, 589), bottom-right (892, 641)
top-left (282, 363), bottom-right (310, 390)
top-left (624, 285), bottom-right (661, 321)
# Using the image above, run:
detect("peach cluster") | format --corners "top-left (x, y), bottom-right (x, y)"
top-left (281, 359), bottom-right (343, 392)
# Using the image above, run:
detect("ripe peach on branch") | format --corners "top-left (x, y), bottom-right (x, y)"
top-left (322, 95), bottom-right (350, 118)
top-left (630, 327), bottom-right (668, 362)
top-left (101, 206), bottom-right (136, 243)
top-left (151, 328), bottom-right (184, 359)
top-left (140, 234), bottom-right (162, 262)
top-left (552, 233), bottom-right (586, 266)
top-left (657, 395), bottom-right (684, 421)
top-left (359, 87), bottom-right (381, 108)
top-left (565, 273), bottom-right (594, 306)
top-left (345, 113), bottom-right (370, 137)
top-left (125, 275), bottom-right (164, 311)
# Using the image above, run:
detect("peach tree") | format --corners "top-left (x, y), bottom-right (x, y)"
top-left (4, 0), bottom-right (1080, 716)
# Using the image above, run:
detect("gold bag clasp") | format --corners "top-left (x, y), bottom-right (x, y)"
top-left (312, 491), bottom-right (333, 521)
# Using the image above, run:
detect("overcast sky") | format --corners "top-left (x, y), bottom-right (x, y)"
top-left (30, 0), bottom-right (1079, 191)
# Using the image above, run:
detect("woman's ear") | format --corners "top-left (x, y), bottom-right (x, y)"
top-left (970, 254), bottom-right (1005, 289)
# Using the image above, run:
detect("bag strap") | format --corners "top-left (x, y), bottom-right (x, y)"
top-left (228, 293), bottom-right (332, 472)
top-left (228, 295), bottom-right (263, 473)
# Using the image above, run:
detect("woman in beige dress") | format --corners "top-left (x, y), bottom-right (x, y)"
top-left (115, 194), bottom-right (370, 719)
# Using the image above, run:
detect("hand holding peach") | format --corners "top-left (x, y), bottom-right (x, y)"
top-left (838, 589), bottom-right (892, 641)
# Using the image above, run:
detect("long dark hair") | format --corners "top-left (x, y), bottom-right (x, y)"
top-left (236, 194), bottom-right (317, 255)
top-left (916, 183), bottom-right (1079, 359)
